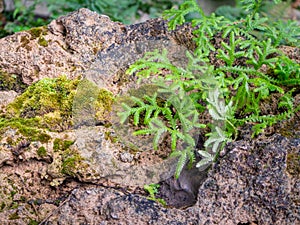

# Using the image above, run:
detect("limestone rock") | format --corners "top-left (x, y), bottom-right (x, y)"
top-left (0, 8), bottom-right (194, 86)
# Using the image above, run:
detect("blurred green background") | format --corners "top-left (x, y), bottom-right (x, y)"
top-left (0, 0), bottom-right (183, 38)
top-left (0, 0), bottom-right (298, 38)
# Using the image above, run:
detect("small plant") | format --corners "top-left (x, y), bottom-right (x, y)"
top-left (118, 0), bottom-right (300, 177)
top-left (144, 183), bottom-right (166, 206)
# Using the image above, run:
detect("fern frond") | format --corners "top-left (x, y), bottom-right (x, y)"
top-left (170, 148), bottom-right (187, 179)
top-left (163, 0), bottom-right (203, 30)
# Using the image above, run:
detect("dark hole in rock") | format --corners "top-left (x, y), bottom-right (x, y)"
top-left (156, 164), bottom-right (209, 209)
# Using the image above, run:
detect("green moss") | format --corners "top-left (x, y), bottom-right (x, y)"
top-left (72, 78), bottom-right (115, 126)
top-left (38, 36), bottom-right (48, 47)
top-left (0, 70), bottom-right (27, 92)
top-left (28, 220), bottom-right (39, 225)
top-left (8, 212), bottom-right (20, 220)
top-left (53, 138), bottom-right (74, 152)
top-left (61, 156), bottom-right (80, 176)
top-left (95, 88), bottom-right (115, 122)
top-left (104, 131), bottom-right (118, 143)
top-left (37, 146), bottom-right (47, 157)
top-left (0, 202), bottom-right (6, 212)
top-left (27, 26), bottom-right (48, 39)
top-left (0, 117), bottom-right (51, 143)
top-left (6, 137), bottom-right (14, 145)
top-left (59, 146), bottom-right (84, 177)
top-left (20, 35), bottom-right (30, 45)
top-left (6, 75), bottom-right (80, 132)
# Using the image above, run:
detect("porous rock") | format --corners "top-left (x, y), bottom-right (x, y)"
top-left (41, 134), bottom-right (299, 225)
top-left (0, 8), bottom-right (194, 86)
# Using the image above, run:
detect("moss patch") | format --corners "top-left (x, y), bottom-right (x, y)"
top-left (61, 151), bottom-right (84, 177)
top-left (72, 78), bottom-right (115, 127)
top-left (6, 75), bottom-right (80, 132)
top-left (8, 212), bottom-right (20, 220)
top-left (0, 117), bottom-right (51, 143)
top-left (37, 146), bottom-right (47, 157)
top-left (95, 88), bottom-right (115, 122)
top-left (27, 26), bottom-right (48, 40)
top-left (53, 138), bottom-right (74, 152)
top-left (38, 36), bottom-right (48, 47)
top-left (0, 70), bottom-right (27, 92)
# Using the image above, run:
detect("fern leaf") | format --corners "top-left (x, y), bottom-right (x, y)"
top-left (174, 150), bottom-right (187, 179)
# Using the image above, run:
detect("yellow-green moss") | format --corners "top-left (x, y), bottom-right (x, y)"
top-left (51, 139), bottom-right (84, 177)
top-left (72, 78), bottom-right (115, 127)
top-left (0, 202), bottom-right (6, 212)
top-left (61, 153), bottom-right (84, 176)
top-left (28, 220), bottom-right (39, 225)
top-left (0, 117), bottom-right (51, 143)
top-left (95, 88), bottom-right (115, 122)
top-left (38, 36), bottom-right (48, 47)
top-left (6, 75), bottom-right (80, 132)
top-left (37, 146), bottom-right (47, 157)
top-left (27, 26), bottom-right (48, 39)
top-left (53, 138), bottom-right (74, 152)
top-left (104, 131), bottom-right (118, 143)
top-left (0, 70), bottom-right (27, 91)
top-left (8, 212), bottom-right (20, 220)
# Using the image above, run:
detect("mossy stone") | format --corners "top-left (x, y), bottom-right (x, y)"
top-left (0, 70), bottom-right (27, 92)
top-left (53, 138), bottom-right (74, 152)
top-left (6, 75), bottom-right (80, 132)
top-left (27, 26), bottom-right (48, 39)
top-left (37, 146), bottom-right (47, 157)
top-left (38, 36), bottom-right (48, 47)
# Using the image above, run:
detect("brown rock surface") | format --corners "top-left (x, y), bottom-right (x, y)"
top-left (0, 8), bottom-right (193, 86)
top-left (38, 135), bottom-right (300, 225)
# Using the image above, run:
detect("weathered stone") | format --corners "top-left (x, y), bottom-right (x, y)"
top-left (37, 135), bottom-right (299, 225)
top-left (0, 8), bottom-right (194, 87)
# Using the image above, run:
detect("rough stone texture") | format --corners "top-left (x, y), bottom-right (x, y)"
top-left (41, 187), bottom-right (192, 225)
top-left (193, 134), bottom-right (300, 225)
top-left (0, 90), bottom-right (17, 109)
top-left (39, 134), bottom-right (299, 225)
top-left (0, 8), bottom-right (194, 86)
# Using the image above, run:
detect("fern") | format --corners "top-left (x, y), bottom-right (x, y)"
top-left (246, 38), bottom-right (278, 69)
top-left (118, 0), bottom-right (300, 178)
top-left (217, 31), bottom-right (245, 66)
top-left (163, 0), bottom-right (203, 30)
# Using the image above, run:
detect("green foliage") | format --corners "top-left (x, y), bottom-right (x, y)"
top-left (144, 183), bottom-right (166, 206)
top-left (215, 0), bottom-right (300, 47)
top-left (6, 75), bottom-right (80, 131)
top-left (0, 0), bottom-right (182, 37)
top-left (118, 0), bottom-right (300, 177)
top-left (2, 0), bottom-right (47, 34)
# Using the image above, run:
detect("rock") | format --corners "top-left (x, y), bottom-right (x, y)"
top-left (193, 134), bottom-right (300, 225)
top-left (0, 90), bottom-right (17, 110)
top-left (37, 134), bottom-right (299, 225)
top-left (0, 8), bottom-right (194, 86)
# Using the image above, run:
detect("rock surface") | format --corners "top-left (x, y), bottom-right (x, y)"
top-left (38, 135), bottom-right (300, 225)
top-left (0, 8), bottom-right (193, 86)
top-left (0, 8), bottom-right (299, 225)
